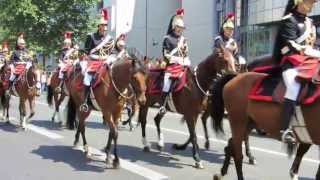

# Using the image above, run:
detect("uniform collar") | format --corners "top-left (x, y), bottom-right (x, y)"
top-left (292, 10), bottom-right (307, 20)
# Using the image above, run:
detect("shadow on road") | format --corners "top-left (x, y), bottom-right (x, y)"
top-left (0, 122), bottom-right (19, 133)
top-left (32, 145), bottom-right (105, 173)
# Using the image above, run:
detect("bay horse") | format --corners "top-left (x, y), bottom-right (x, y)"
top-left (138, 45), bottom-right (236, 169)
top-left (211, 70), bottom-right (320, 180)
top-left (0, 62), bottom-right (11, 123)
top-left (200, 55), bottom-right (273, 163)
top-left (66, 56), bottom-right (147, 168)
top-left (9, 62), bottom-right (40, 130)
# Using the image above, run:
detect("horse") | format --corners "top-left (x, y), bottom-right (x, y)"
top-left (199, 55), bottom-right (274, 163)
top-left (47, 50), bottom-right (82, 126)
top-left (210, 68), bottom-right (320, 179)
top-left (9, 62), bottom-right (40, 130)
top-left (65, 55), bottom-right (147, 168)
top-left (0, 62), bottom-right (11, 123)
top-left (138, 45), bottom-right (236, 169)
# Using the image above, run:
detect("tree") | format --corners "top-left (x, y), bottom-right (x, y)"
top-left (0, 0), bottom-right (100, 67)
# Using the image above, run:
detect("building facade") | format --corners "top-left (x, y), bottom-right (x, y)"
top-left (103, 0), bottom-right (219, 65)
top-left (239, 0), bottom-right (320, 61)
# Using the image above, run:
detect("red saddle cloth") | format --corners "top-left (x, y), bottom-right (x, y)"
top-left (147, 66), bottom-right (188, 94)
top-left (14, 64), bottom-right (26, 75)
top-left (76, 61), bottom-right (109, 90)
top-left (87, 60), bottom-right (104, 72)
top-left (248, 62), bottom-right (320, 105)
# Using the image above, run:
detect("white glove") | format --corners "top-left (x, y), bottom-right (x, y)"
top-left (238, 56), bottom-right (246, 65)
top-left (304, 46), bottom-right (320, 58)
top-left (183, 57), bottom-right (191, 66)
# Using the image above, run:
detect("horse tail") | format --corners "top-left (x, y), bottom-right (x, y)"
top-left (66, 97), bottom-right (76, 130)
top-left (47, 85), bottom-right (53, 106)
top-left (210, 74), bottom-right (237, 133)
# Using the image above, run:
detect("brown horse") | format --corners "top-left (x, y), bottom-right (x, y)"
top-left (66, 56), bottom-right (147, 168)
top-left (138, 46), bottom-right (236, 169)
top-left (211, 71), bottom-right (320, 180)
top-left (0, 62), bottom-right (11, 123)
top-left (47, 62), bottom-right (81, 125)
top-left (9, 63), bottom-right (40, 130)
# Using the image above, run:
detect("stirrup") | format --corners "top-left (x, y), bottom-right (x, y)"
top-left (55, 87), bottom-right (62, 93)
top-left (80, 103), bottom-right (89, 113)
top-left (159, 106), bottom-right (167, 115)
top-left (281, 129), bottom-right (297, 144)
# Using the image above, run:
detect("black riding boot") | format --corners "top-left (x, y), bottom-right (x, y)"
top-left (159, 92), bottom-right (169, 115)
top-left (280, 98), bottom-right (297, 144)
top-left (80, 85), bottom-right (91, 112)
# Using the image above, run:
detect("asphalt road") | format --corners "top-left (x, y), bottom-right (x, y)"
top-left (0, 94), bottom-right (319, 180)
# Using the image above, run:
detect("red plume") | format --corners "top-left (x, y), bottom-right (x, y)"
top-left (17, 32), bottom-right (24, 38)
top-left (64, 31), bottom-right (73, 39)
top-left (2, 41), bottom-right (8, 49)
top-left (176, 8), bottom-right (184, 16)
top-left (226, 12), bottom-right (235, 19)
top-left (101, 8), bottom-right (109, 20)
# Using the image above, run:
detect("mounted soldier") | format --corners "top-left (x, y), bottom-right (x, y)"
top-left (214, 13), bottom-right (245, 70)
top-left (7, 32), bottom-right (41, 95)
top-left (80, 8), bottom-right (115, 112)
top-left (159, 8), bottom-right (191, 113)
top-left (56, 31), bottom-right (78, 92)
top-left (273, 0), bottom-right (319, 144)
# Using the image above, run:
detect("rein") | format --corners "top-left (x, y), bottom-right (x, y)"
top-left (109, 62), bottom-right (134, 100)
top-left (193, 66), bottom-right (212, 97)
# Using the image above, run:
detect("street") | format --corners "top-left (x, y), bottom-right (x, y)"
top-left (0, 95), bottom-right (319, 180)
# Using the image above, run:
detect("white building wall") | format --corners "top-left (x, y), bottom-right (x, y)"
top-left (105, 0), bottom-right (214, 65)
top-left (183, 0), bottom-right (214, 64)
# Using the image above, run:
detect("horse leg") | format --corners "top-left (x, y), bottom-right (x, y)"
top-left (290, 143), bottom-right (311, 180)
top-left (4, 96), bottom-right (10, 123)
top-left (172, 115), bottom-right (191, 151)
top-left (219, 138), bottom-right (233, 176)
top-left (139, 105), bottom-right (150, 152)
top-left (78, 115), bottom-right (90, 157)
top-left (201, 110), bottom-right (210, 150)
top-left (154, 110), bottom-right (165, 151)
top-left (56, 95), bottom-right (66, 126)
top-left (27, 97), bottom-right (35, 121)
top-left (316, 163), bottom-right (320, 180)
top-left (19, 98), bottom-right (27, 130)
top-left (244, 120), bottom-right (256, 165)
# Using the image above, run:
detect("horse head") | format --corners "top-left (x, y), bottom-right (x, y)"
top-left (128, 55), bottom-right (148, 106)
top-left (213, 44), bottom-right (237, 74)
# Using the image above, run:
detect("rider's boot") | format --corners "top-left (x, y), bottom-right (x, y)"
top-left (159, 92), bottom-right (169, 115)
top-left (280, 98), bottom-right (297, 144)
top-left (79, 85), bottom-right (91, 112)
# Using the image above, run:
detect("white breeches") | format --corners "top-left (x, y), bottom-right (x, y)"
top-left (282, 68), bottom-right (301, 101)
top-left (58, 63), bottom-right (65, 79)
top-left (162, 72), bottom-right (172, 93)
top-left (9, 64), bottom-right (15, 81)
top-left (83, 72), bottom-right (93, 86)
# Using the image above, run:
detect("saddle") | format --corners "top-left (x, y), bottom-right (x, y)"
top-left (147, 67), bottom-right (188, 94)
top-left (248, 63), bottom-right (320, 105)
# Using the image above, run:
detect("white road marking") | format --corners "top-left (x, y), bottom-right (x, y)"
top-left (75, 146), bottom-right (168, 180)
top-left (35, 100), bottom-right (320, 164)
top-left (8, 99), bottom-right (168, 180)
top-left (8, 117), bottom-right (63, 139)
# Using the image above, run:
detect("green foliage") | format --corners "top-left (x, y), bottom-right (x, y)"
top-left (0, 0), bottom-right (99, 54)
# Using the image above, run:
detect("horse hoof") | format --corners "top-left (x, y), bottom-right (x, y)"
top-left (143, 146), bottom-right (151, 152)
top-left (156, 144), bottom-right (164, 152)
top-left (205, 141), bottom-right (210, 150)
top-left (113, 159), bottom-right (120, 169)
top-left (73, 142), bottom-right (80, 148)
top-left (290, 170), bottom-right (298, 180)
top-left (5, 121), bottom-right (10, 124)
top-left (129, 126), bottom-right (135, 131)
top-left (213, 174), bottom-right (222, 180)
top-left (249, 158), bottom-right (257, 165)
top-left (171, 144), bottom-right (186, 151)
top-left (194, 161), bottom-right (204, 169)
top-left (51, 117), bottom-right (55, 123)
